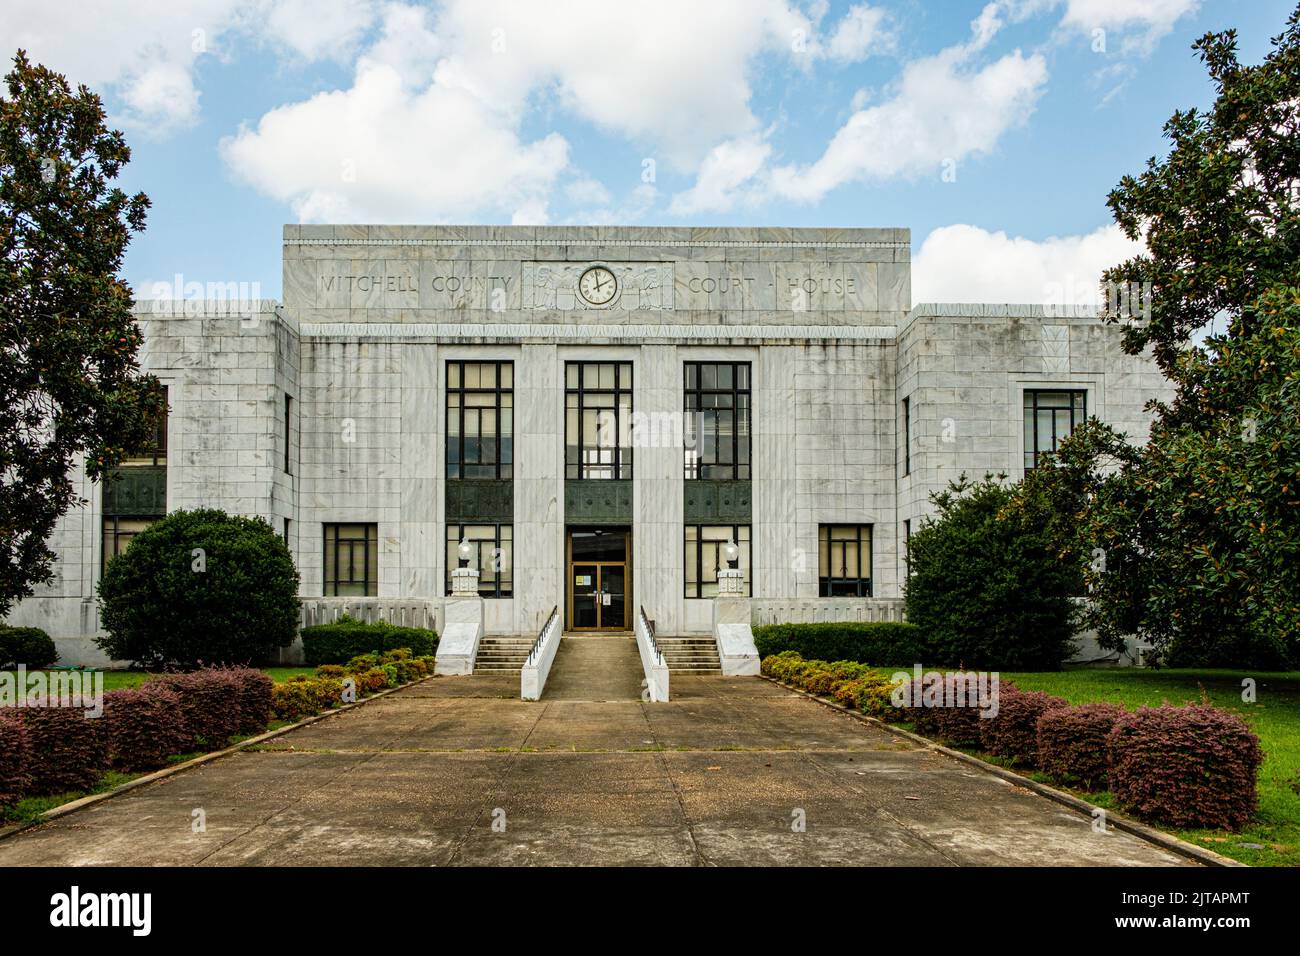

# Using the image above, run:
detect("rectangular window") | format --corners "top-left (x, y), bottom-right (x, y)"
top-left (284, 393), bottom-right (293, 475)
top-left (818, 524), bottom-right (872, 597)
top-left (684, 362), bottom-right (751, 480)
top-left (565, 362), bottom-right (633, 479)
top-left (102, 516), bottom-right (159, 569)
top-left (123, 387), bottom-right (169, 466)
top-left (323, 523), bottom-right (378, 596)
top-left (447, 361), bottom-right (513, 480)
top-left (901, 396), bottom-right (910, 476)
top-left (684, 524), bottom-right (751, 598)
top-left (1023, 390), bottom-right (1086, 469)
top-left (903, 519), bottom-right (911, 577)
top-left (446, 524), bottom-right (513, 598)
top-left (283, 518), bottom-right (292, 548)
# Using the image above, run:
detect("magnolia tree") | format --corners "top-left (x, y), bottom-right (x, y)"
top-left (1018, 10), bottom-right (1300, 667)
top-left (0, 51), bottom-right (162, 616)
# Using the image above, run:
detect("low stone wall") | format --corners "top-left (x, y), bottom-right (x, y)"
top-left (751, 598), bottom-right (906, 626)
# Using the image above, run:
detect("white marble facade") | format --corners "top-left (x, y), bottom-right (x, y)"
top-left (8, 227), bottom-right (1171, 664)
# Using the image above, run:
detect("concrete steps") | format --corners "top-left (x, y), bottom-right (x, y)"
top-left (656, 637), bottom-right (722, 674)
top-left (475, 636), bottom-right (534, 672)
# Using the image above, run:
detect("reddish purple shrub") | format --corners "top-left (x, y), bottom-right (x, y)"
top-left (929, 703), bottom-right (986, 747)
top-left (225, 667), bottom-right (273, 735)
top-left (0, 712), bottom-right (31, 806)
top-left (978, 685), bottom-right (1068, 767)
top-left (891, 677), bottom-right (941, 734)
top-left (102, 686), bottom-right (189, 772)
top-left (19, 706), bottom-right (108, 795)
top-left (145, 669), bottom-right (243, 751)
top-left (1108, 704), bottom-right (1262, 830)
top-left (1036, 703), bottom-right (1124, 788)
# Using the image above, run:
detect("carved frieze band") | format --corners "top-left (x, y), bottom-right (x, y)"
top-left (522, 262), bottom-right (673, 312)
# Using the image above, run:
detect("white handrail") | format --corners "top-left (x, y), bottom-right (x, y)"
top-left (635, 606), bottom-right (670, 702)
top-left (520, 606), bottom-right (561, 701)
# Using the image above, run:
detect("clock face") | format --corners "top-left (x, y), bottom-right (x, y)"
top-left (578, 265), bottom-right (618, 305)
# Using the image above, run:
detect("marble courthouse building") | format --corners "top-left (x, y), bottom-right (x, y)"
top-left (11, 226), bottom-right (1171, 666)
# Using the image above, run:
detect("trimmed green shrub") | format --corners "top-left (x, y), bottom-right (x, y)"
top-left (0, 712), bottom-right (30, 806)
top-left (753, 621), bottom-right (926, 665)
top-left (978, 685), bottom-right (1068, 767)
top-left (0, 625), bottom-right (58, 668)
top-left (103, 686), bottom-right (189, 771)
top-left (852, 672), bottom-right (904, 721)
top-left (1036, 702), bottom-right (1124, 788)
top-left (19, 707), bottom-right (107, 795)
top-left (905, 475), bottom-right (1079, 670)
top-left (300, 616), bottom-right (438, 665)
top-left (1108, 704), bottom-right (1263, 830)
top-left (97, 509), bottom-right (300, 668)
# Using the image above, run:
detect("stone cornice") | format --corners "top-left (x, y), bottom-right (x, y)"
top-left (298, 322), bottom-right (897, 343)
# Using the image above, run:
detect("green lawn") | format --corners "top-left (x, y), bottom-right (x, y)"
top-left (923, 667), bottom-right (1300, 867)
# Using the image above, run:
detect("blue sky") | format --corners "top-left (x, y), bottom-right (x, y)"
top-left (4, 0), bottom-right (1295, 304)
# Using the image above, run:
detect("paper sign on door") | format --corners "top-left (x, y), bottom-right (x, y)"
top-left (602, 593), bottom-right (611, 605)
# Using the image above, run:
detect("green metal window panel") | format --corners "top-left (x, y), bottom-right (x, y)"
top-left (102, 466), bottom-right (167, 517)
top-left (565, 479), bottom-right (633, 525)
top-left (683, 479), bottom-right (751, 524)
top-left (445, 479), bottom-right (513, 523)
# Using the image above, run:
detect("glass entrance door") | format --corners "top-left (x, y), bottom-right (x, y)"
top-left (568, 561), bottom-right (628, 630)
top-left (567, 527), bottom-right (631, 631)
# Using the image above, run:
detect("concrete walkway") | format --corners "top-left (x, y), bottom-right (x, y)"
top-left (0, 675), bottom-right (1195, 866)
top-left (543, 634), bottom-right (644, 701)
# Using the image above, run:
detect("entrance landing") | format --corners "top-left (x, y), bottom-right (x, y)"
top-left (543, 634), bottom-right (644, 701)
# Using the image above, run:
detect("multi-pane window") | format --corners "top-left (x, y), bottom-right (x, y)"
top-left (1023, 390), bottom-right (1086, 469)
top-left (323, 523), bottom-right (378, 596)
top-left (684, 362), bottom-right (751, 480)
top-left (566, 362), bottom-right (633, 479)
top-left (446, 524), bottom-right (513, 598)
top-left (102, 516), bottom-right (158, 566)
top-left (447, 361), bottom-right (513, 479)
top-left (123, 388), bottom-right (169, 465)
top-left (684, 524), bottom-right (751, 598)
top-left (284, 393), bottom-right (293, 475)
top-left (901, 396), bottom-right (911, 476)
top-left (818, 525), bottom-right (872, 597)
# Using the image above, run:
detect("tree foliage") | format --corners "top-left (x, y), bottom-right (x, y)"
top-left (905, 474), bottom-right (1079, 671)
top-left (1023, 9), bottom-right (1300, 667)
top-left (97, 509), bottom-right (301, 668)
top-left (0, 51), bottom-right (162, 616)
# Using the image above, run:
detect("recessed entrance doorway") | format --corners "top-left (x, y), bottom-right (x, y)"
top-left (566, 526), bottom-right (630, 631)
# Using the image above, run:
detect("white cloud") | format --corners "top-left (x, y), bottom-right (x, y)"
top-left (428, 0), bottom-right (814, 169)
top-left (0, 0), bottom-right (391, 135)
top-left (223, 0), bottom-right (823, 221)
top-left (768, 36), bottom-right (1048, 201)
top-left (220, 61), bottom-right (569, 222)
top-left (262, 0), bottom-right (377, 61)
top-left (826, 4), bottom-right (894, 63)
top-left (0, 0), bottom-right (248, 134)
top-left (1060, 0), bottom-right (1200, 55)
top-left (912, 223), bottom-right (1143, 306)
top-left (669, 138), bottom-right (771, 215)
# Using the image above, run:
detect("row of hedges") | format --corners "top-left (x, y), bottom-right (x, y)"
top-left (0, 667), bottom-right (274, 810)
top-left (271, 649), bottom-right (436, 721)
top-left (0, 625), bottom-right (58, 669)
top-left (752, 622), bottom-right (925, 666)
top-left (762, 652), bottom-right (1264, 831)
top-left (300, 616), bottom-right (438, 666)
